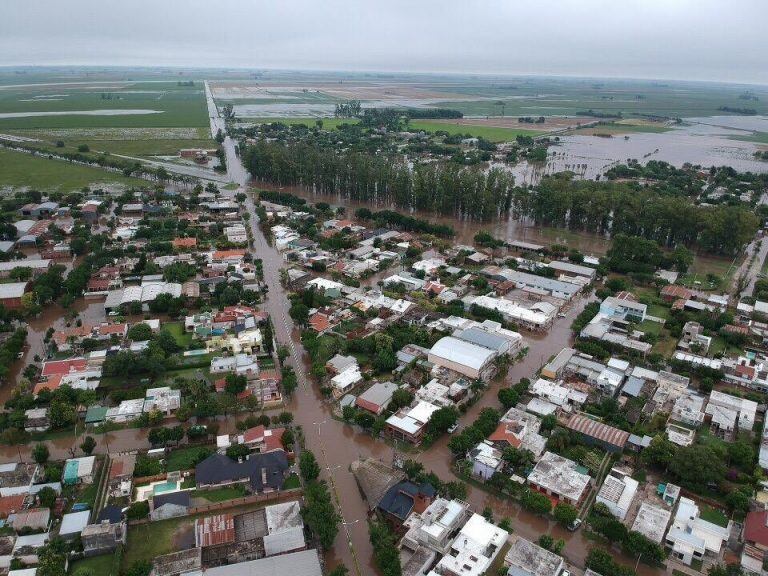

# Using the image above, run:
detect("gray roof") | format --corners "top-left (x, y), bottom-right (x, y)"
top-left (357, 381), bottom-right (399, 409)
top-left (0, 282), bottom-right (27, 299)
top-left (195, 549), bottom-right (322, 576)
top-left (454, 327), bottom-right (508, 353)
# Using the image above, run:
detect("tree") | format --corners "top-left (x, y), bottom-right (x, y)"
top-left (37, 486), bottom-right (57, 509)
top-left (402, 459), bottom-right (424, 481)
top-left (125, 560), bottom-right (153, 576)
top-left (426, 407), bottom-right (459, 437)
top-left (302, 480), bottom-right (339, 549)
top-left (328, 566), bottom-right (349, 576)
top-left (369, 520), bottom-right (403, 576)
top-left (300, 450), bottom-right (321, 482)
top-left (224, 373), bottom-right (247, 395)
top-left (226, 444), bottom-right (250, 461)
top-left (669, 445), bottom-right (726, 489)
top-left (32, 443), bottom-right (49, 464)
top-left (521, 489), bottom-right (552, 515)
top-left (538, 534), bottom-right (554, 550)
top-left (623, 531), bottom-right (666, 564)
top-left (127, 323), bottom-right (153, 341)
top-left (553, 502), bottom-right (578, 527)
top-left (390, 388), bottom-right (414, 411)
top-left (498, 387), bottom-right (520, 409)
top-left (126, 501), bottom-right (149, 520)
top-left (80, 435), bottom-right (96, 455)
top-left (642, 434), bottom-right (676, 469)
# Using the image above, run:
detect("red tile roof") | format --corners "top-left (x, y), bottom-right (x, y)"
top-left (34, 374), bottom-right (63, 396)
top-left (41, 358), bottom-right (88, 377)
top-left (356, 397), bottom-right (383, 414)
top-left (745, 510), bottom-right (768, 546)
top-left (0, 495), bottom-right (25, 518)
top-left (212, 249), bottom-right (246, 260)
top-left (661, 285), bottom-right (693, 300)
top-left (309, 313), bottom-right (331, 333)
top-left (173, 237), bottom-right (198, 249)
top-left (488, 422), bottom-right (523, 448)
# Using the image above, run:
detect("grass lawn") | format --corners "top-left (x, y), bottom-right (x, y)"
top-left (164, 322), bottom-right (193, 349)
top-left (283, 473), bottom-right (301, 490)
top-left (0, 147), bottom-right (145, 191)
top-left (638, 319), bottom-right (663, 335)
top-left (699, 505), bottom-right (729, 528)
top-left (709, 336), bottom-right (742, 358)
top-left (408, 120), bottom-right (542, 142)
top-left (193, 485), bottom-right (247, 502)
top-left (165, 446), bottom-right (213, 472)
top-left (69, 554), bottom-right (118, 575)
top-left (652, 332), bottom-right (678, 358)
top-left (647, 303), bottom-right (671, 320)
top-left (123, 515), bottom-right (196, 568)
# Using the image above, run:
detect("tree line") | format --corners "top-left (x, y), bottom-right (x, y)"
top-left (523, 174), bottom-right (759, 254)
top-left (242, 140), bottom-right (515, 220)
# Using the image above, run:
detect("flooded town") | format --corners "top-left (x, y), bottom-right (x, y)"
top-left (0, 3), bottom-right (767, 576)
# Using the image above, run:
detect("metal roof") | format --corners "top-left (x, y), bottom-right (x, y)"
top-left (429, 336), bottom-right (495, 371)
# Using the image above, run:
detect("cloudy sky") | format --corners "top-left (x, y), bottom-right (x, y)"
top-left (1, 0), bottom-right (766, 84)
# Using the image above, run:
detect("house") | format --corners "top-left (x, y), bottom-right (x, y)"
top-left (355, 381), bottom-right (399, 415)
top-left (210, 354), bottom-right (259, 379)
top-left (0, 495), bottom-right (25, 519)
top-left (530, 378), bottom-right (587, 411)
top-left (560, 413), bottom-right (630, 453)
top-left (263, 500), bottom-right (307, 557)
top-left (469, 295), bottom-right (555, 332)
top-left (480, 268), bottom-right (580, 300)
top-left (81, 520), bottom-right (126, 556)
top-left (401, 497), bottom-right (471, 554)
top-left (469, 440), bottom-right (503, 480)
top-left (0, 259), bottom-right (51, 279)
top-left (527, 452), bottom-right (591, 506)
top-left (195, 452), bottom-right (289, 493)
top-left (743, 509), bottom-right (768, 574)
top-left (12, 508), bottom-right (50, 532)
top-left (428, 336), bottom-right (497, 380)
top-left (191, 549), bottom-right (322, 576)
top-left (490, 407), bottom-right (546, 457)
top-left (331, 364), bottom-right (363, 398)
top-left (12, 533), bottom-right (49, 565)
top-left (599, 293), bottom-right (647, 322)
top-left (376, 480), bottom-right (434, 525)
top-left (705, 390), bottom-right (757, 441)
top-left (0, 283), bottom-right (29, 310)
top-left (385, 401), bottom-right (441, 444)
top-left (432, 513), bottom-right (509, 576)
top-left (105, 399), bottom-right (144, 423)
top-left (665, 497), bottom-right (730, 565)
top-left (62, 456), bottom-right (96, 485)
top-left (23, 408), bottom-right (49, 433)
top-left (59, 510), bottom-right (90, 540)
top-left (150, 492), bottom-right (191, 521)
top-left (595, 468), bottom-right (638, 521)
top-left (240, 426), bottom-right (286, 454)
top-left (143, 387), bottom-right (181, 416)
top-left (108, 453), bottom-right (136, 498)
top-left (351, 459), bottom-right (405, 511)
top-left (631, 502), bottom-right (672, 544)
top-left (504, 534), bottom-right (564, 576)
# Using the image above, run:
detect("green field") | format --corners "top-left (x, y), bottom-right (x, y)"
top-left (0, 147), bottom-right (145, 191)
top-left (0, 81), bottom-right (208, 129)
top-left (123, 515), bottom-right (195, 568)
top-left (407, 120), bottom-right (542, 142)
top-left (165, 445), bottom-right (212, 472)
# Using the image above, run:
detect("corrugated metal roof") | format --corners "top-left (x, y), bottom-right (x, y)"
top-left (195, 514), bottom-right (235, 547)
top-left (563, 414), bottom-right (630, 449)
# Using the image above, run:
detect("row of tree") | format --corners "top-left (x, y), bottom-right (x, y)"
top-left (242, 140), bottom-right (515, 220)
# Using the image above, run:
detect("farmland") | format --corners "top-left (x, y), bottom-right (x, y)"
top-left (406, 120), bottom-right (542, 142)
top-left (0, 81), bottom-right (208, 129)
top-left (0, 147), bottom-right (145, 191)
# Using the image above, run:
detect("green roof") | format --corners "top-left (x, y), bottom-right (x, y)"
top-left (85, 406), bottom-right (108, 424)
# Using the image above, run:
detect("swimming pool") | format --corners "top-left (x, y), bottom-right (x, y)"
top-left (152, 481), bottom-right (178, 495)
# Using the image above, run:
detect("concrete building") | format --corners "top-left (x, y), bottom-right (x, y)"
top-left (355, 381), bottom-right (399, 415)
top-left (432, 513), bottom-right (509, 576)
top-left (527, 452), bottom-right (591, 506)
top-left (631, 502), bottom-right (672, 544)
top-left (468, 440), bottom-right (503, 480)
top-left (595, 468), bottom-right (638, 521)
top-left (504, 534), bottom-right (565, 576)
top-left (385, 401), bottom-right (441, 444)
top-left (665, 497), bottom-right (730, 565)
top-left (428, 336), bottom-right (497, 380)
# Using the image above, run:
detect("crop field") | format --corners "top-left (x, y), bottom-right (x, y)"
top-left (0, 81), bottom-right (208, 129)
top-left (0, 147), bottom-right (144, 191)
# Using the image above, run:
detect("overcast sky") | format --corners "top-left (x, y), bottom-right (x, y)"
top-left (1, 0), bottom-right (766, 84)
